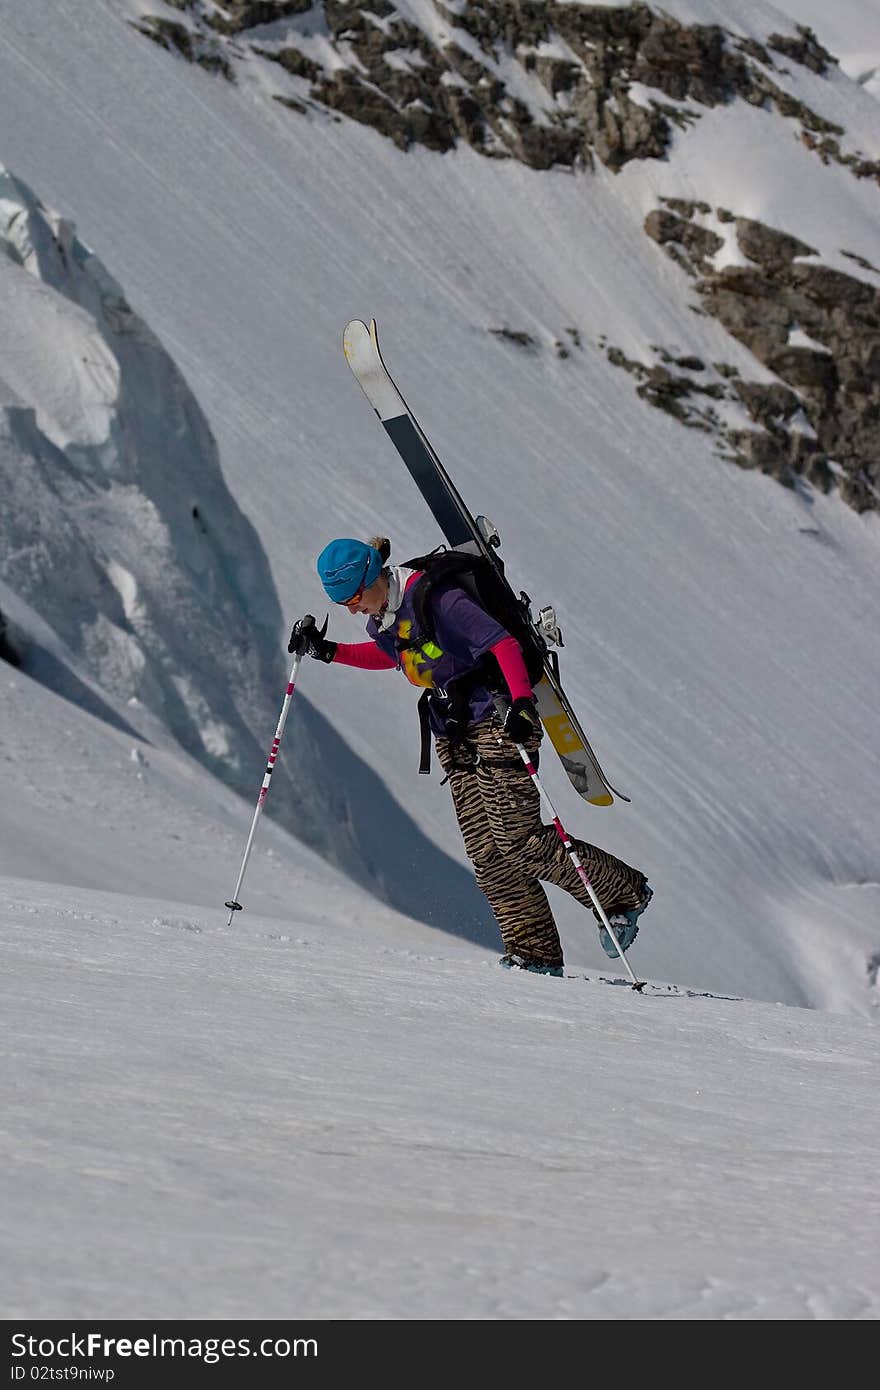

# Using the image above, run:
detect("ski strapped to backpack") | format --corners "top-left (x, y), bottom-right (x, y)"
top-left (398, 545), bottom-right (546, 773)
top-left (343, 317), bottom-right (629, 807)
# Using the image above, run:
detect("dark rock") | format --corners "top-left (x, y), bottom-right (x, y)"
top-left (645, 209), bottom-right (724, 274)
top-left (133, 17), bottom-right (195, 61)
top-left (802, 453), bottom-right (834, 492)
top-left (735, 218), bottom-right (816, 272)
top-left (767, 83), bottom-right (844, 135)
top-left (132, 16), bottom-right (234, 78)
top-left (513, 118), bottom-right (582, 171)
top-left (310, 63), bottom-right (460, 153)
top-left (736, 37), bottom-right (774, 67)
top-left (208, 1), bottom-right (314, 35)
top-left (766, 346), bottom-right (837, 393)
top-left (791, 262), bottom-right (880, 314)
top-left (255, 45), bottom-right (321, 82)
top-left (841, 249), bottom-right (879, 274)
top-left (640, 201), bottom-right (880, 510)
top-left (534, 56), bottom-right (581, 97)
top-left (592, 90), bottom-right (669, 171)
top-left (606, 345), bottom-right (650, 378)
top-left (273, 94), bottom-right (308, 114)
top-left (633, 15), bottom-right (744, 106)
top-left (489, 327), bottom-right (537, 349)
top-left (767, 26), bottom-right (835, 75)
top-left (132, 3), bottom-right (875, 188)
top-left (734, 380), bottom-right (803, 424)
top-left (725, 426), bottom-right (797, 484)
top-left (839, 470), bottom-right (878, 512)
top-left (661, 197), bottom-right (712, 218)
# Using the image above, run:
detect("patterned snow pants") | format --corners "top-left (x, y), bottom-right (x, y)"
top-left (435, 718), bottom-right (648, 969)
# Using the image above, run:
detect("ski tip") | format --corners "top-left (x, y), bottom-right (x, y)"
top-left (343, 319), bottom-right (369, 358)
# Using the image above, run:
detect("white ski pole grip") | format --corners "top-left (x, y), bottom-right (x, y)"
top-left (493, 698), bottom-right (644, 991)
top-left (224, 652), bottom-right (303, 926)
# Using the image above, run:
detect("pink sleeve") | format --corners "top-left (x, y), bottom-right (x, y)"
top-left (491, 635), bottom-right (534, 702)
top-left (333, 641), bottom-right (397, 671)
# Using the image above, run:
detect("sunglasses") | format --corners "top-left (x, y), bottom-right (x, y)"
top-left (336, 556), bottom-right (372, 607)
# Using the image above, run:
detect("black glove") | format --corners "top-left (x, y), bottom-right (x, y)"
top-left (288, 614), bottom-right (337, 663)
top-left (503, 696), bottom-right (541, 744)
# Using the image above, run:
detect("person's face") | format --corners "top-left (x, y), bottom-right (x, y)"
top-left (339, 571), bottom-right (389, 617)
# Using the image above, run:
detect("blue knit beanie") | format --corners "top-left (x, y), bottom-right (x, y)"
top-left (316, 538), bottom-right (384, 602)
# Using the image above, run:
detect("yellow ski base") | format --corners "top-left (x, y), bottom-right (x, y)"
top-left (534, 677), bottom-right (615, 805)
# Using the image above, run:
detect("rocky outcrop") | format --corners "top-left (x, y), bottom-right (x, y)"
top-left (626, 203), bottom-right (880, 510)
top-left (128, 5), bottom-right (879, 512)
top-left (131, 14), bottom-right (233, 77)
top-left (766, 25), bottom-right (834, 75)
top-left (207, 1), bottom-right (314, 34)
top-left (132, 3), bottom-right (876, 182)
top-left (644, 206), bottom-right (723, 276)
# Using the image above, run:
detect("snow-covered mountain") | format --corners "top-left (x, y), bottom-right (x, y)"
top-left (0, 161), bottom-right (486, 919)
top-left (0, 165), bottom-right (284, 783)
top-left (2, 0), bottom-right (878, 1011)
top-left (1, 0), bottom-right (879, 1325)
top-left (130, 0), bottom-right (880, 508)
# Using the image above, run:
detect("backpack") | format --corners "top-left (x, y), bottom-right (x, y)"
top-left (400, 546), bottom-right (546, 688)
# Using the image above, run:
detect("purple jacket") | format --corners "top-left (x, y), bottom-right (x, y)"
top-left (367, 576), bottom-right (509, 733)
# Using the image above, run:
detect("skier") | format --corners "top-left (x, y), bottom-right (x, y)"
top-left (289, 536), bottom-right (652, 975)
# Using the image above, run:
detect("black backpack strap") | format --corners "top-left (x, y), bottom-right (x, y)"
top-left (403, 548), bottom-right (545, 688)
top-left (417, 690), bottom-right (433, 775)
top-left (416, 658), bottom-right (503, 775)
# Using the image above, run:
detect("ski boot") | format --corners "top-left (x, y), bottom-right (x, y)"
top-left (499, 953), bottom-right (563, 977)
top-left (598, 885), bottom-right (653, 958)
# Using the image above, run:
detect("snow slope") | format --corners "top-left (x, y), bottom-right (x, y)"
top-left (2, 662), bottom-right (878, 1320)
top-left (0, 0), bottom-right (878, 1013)
top-left (0, 163), bottom-right (493, 933)
top-left (0, 0), bottom-right (879, 1324)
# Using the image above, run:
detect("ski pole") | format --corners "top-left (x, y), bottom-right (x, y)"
top-left (224, 653), bottom-right (302, 925)
top-left (494, 700), bottom-right (644, 991)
